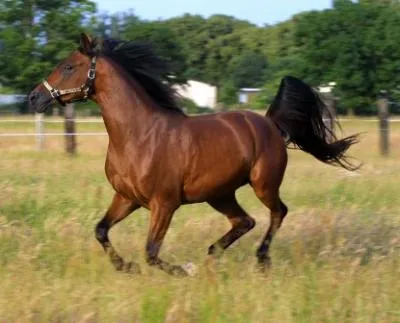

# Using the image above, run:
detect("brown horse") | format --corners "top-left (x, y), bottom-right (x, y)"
top-left (29, 33), bottom-right (359, 276)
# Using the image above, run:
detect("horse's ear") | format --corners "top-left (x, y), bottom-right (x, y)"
top-left (80, 32), bottom-right (93, 56)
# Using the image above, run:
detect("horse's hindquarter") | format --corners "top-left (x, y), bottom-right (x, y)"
top-left (181, 111), bottom-right (272, 202)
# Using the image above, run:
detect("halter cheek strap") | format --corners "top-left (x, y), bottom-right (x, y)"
top-left (42, 56), bottom-right (97, 106)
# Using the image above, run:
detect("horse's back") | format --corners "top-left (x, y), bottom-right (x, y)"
top-left (190, 110), bottom-right (284, 159)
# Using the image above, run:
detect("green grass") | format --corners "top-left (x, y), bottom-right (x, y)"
top-left (0, 117), bottom-right (399, 322)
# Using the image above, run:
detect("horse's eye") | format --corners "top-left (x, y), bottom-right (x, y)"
top-left (64, 64), bottom-right (73, 71)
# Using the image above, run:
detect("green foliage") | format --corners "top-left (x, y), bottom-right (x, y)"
top-left (0, 86), bottom-right (15, 94)
top-left (294, 0), bottom-right (400, 114)
top-left (178, 97), bottom-right (199, 114)
top-left (0, 0), bottom-right (96, 93)
top-left (253, 87), bottom-right (275, 110)
top-left (1, 0), bottom-right (400, 115)
top-left (231, 52), bottom-right (268, 88)
top-left (219, 80), bottom-right (238, 106)
top-left (122, 21), bottom-right (187, 84)
top-left (177, 97), bottom-right (213, 114)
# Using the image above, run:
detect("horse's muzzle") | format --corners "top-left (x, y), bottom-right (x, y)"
top-left (28, 88), bottom-right (53, 113)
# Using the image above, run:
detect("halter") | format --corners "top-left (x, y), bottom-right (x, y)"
top-left (42, 56), bottom-right (97, 106)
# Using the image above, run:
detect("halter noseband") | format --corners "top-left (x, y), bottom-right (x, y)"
top-left (42, 56), bottom-right (97, 106)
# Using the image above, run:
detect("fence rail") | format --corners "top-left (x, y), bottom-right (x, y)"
top-left (2, 117), bottom-right (400, 139)
top-left (0, 132), bottom-right (107, 137)
top-left (0, 118), bottom-right (103, 123)
top-left (1, 112), bottom-right (399, 155)
top-left (1, 118), bottom-right (400, 124)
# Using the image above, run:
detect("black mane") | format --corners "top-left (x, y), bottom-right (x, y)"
top-left (97, 38), bottom-right (183, 113)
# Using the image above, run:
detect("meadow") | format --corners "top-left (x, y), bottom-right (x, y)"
top-left (0, 117), bottom-right (399, 322)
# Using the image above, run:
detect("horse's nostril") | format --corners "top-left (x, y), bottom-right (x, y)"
top-left (29, 93), bottom-right (37, 102)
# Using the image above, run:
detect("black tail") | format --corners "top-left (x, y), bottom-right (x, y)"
top-left (267, 76), bottom-right (359, 171)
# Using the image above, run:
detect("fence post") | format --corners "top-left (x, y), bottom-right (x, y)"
top-left (64, 103), bottom-right (76, 155)
top-left (377, 92), bottom-right (389, 156)
top-left (53, 107), bottom-right (59, 116)
top-left (35, 112), bottom-right (44, 151)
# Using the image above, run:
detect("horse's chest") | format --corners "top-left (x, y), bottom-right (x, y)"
top-left (105, 165), bottom-right (127, 195)
top-left (104, 155), bottom-right (154, 205)
top-left (104, 155), bottom-right (135, 197)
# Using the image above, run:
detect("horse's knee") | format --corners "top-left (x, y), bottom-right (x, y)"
top-left (231, 215), bottom-right (256, 232)
top-left (243, 216), bottom-right (256, 231)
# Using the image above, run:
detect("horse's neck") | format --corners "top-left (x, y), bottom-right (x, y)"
top-left (93, 59), bottom-right (182, 146)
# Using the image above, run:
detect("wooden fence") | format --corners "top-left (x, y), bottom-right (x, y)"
top-left (0, 102), bottom-right (398, 156)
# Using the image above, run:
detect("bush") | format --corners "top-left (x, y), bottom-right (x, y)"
top-left (178, 97), bottom-right (213, 114)
top-left (218, 80), bottom-right (238, 106)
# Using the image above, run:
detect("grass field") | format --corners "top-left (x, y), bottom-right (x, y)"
top-left (0, 117), bottom-right (399, 322)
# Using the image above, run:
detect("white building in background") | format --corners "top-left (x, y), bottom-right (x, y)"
top-left (318, 82), bottom-right (337, 94)
top-left (238, 88), bottom-right (261, 104)
top-left (174, 80), bottom-right (217, 109)
top-left (0, 94), bottom-right (25, 105)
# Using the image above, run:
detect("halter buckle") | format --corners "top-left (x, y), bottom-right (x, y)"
top-left (87, 56), bottom-right (97, 80)
top-left (88, 69), bottom-right (96, 80)
top-left (50, 88), bottom-right (60, 99)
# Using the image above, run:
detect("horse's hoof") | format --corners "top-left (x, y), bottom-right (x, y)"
top-left (123, 262), bottom-right (141, 274)
top-left (181, 262), bottom-right (198, 277)
top-left (169, 264), bottom-right (194, 277)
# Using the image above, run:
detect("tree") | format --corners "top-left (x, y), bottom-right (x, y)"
top-left (165, 14), bottom-right (257, 86)
top-left (293, 0), bottom-right (400, 114)
top-left (0, 0), bottom-right (96, 93)
top-left (2, 0), bottom-right (399, 115)
top-left (231, 52), bottom-right (268, 88)
top-left (122, 20), bottom-right (187, 83)
top-left (219, 80), bottom-right (238, 105)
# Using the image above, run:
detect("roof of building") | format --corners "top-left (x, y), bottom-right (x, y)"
top-left (239, 88), bottom-right (261, 92)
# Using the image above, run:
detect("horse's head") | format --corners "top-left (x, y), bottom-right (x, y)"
top-left (29, 33), bottom-right (97, 112)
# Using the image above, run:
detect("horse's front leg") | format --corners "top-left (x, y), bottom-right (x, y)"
top-left (95, 193), bottom-right (141, 273)
top-left (145, 201), bottom-right (192, 276)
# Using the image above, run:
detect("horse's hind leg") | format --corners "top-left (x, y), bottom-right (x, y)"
top-left (253, 188), bottom-right (288, 269)
top-left (95, 193), bottom-right (141, 273)
top-left (251, 153), bottom-right (288, 269)
top-left (207, 194), bottom-right (256, 256)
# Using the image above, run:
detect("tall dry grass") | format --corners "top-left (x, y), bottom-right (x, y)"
top-left (0, 117), bottom-right (399, 322)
